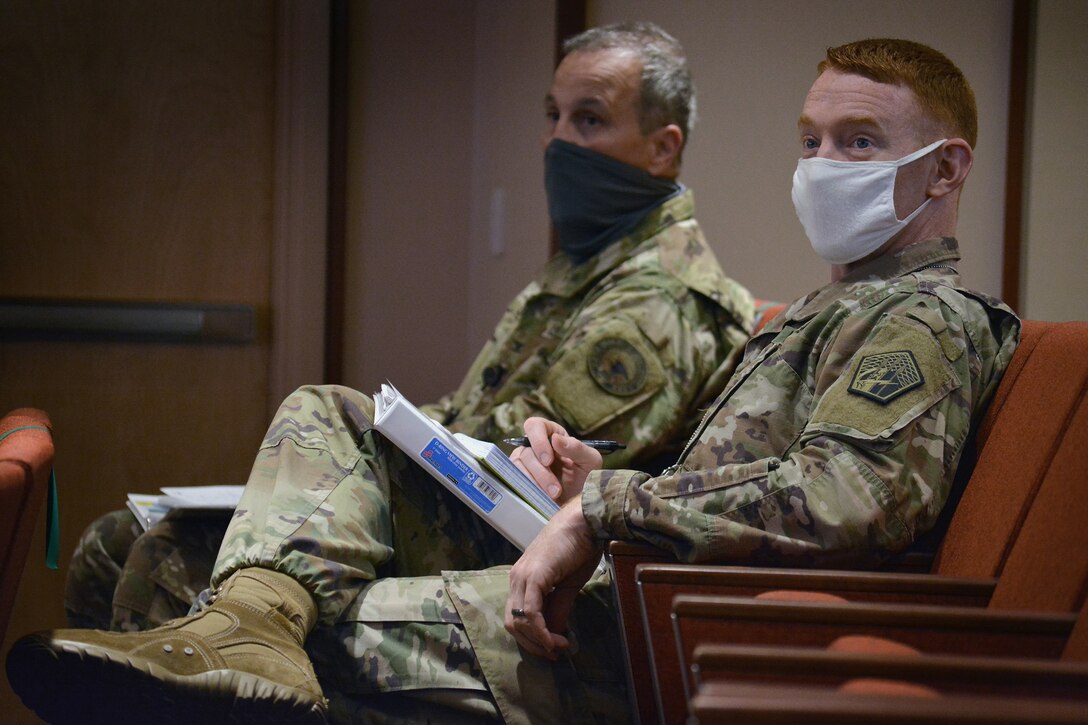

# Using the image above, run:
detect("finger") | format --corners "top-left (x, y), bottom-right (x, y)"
top-left (509, 448), bottom-right (533, 487)
top-left (551, 433), bottom-right (603, 469)
top-left (509, 446), bottom-right (531, 477)
top-left (523, 417), bottom-right (566, 466)
top-left (505, 578), bottom-right (558, 657)
top-left (512, 603), bottom-right (572, 659)
top-left (518, 574), bottom-right (555, 640)
top-left (504, 570), bottom-right (528, 637)
top-left (522, 417), bottom-right (552, 465)
top-left (512, 441), bottom-right (563, 500)
top-left (510, 621), bottom-right (558, 659)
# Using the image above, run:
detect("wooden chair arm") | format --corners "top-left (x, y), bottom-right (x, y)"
top-left (638, 564), bottom-right (994, 604)
top-left (606, 535), bottom-right (991, 725)
top-left (674, 593), bottom-right (1073, 658)
top-left (690, 642), bottom-right (1088, 701)
top-left (633, 563), bottom-right (995, 724)
top-left (606, 540), bottom-right (676, 724)
top-left (670, 595), bottom-right (1075, 720)
top-left (688, 681), bottom-right (1088, 724)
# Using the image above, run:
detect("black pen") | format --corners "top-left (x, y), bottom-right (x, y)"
top-left (503, 437), bottom-right (627, 453)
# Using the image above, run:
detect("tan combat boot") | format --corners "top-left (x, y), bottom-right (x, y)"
top-left (6, 567), bottom-right (328, 725)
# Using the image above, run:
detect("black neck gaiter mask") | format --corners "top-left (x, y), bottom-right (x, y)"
top-left (544, 139), bottom-right (681, 264)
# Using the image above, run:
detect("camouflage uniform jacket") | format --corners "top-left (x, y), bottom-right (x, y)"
top-left (582, 237), bottom-right (1020, 567)
top-left (424, 188), bottom-right (754, 470)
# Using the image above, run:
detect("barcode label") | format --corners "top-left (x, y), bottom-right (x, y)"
top-left (419, 437), bottom-right (501, 513)
top-left (473, 477), bottom-right (502, 504)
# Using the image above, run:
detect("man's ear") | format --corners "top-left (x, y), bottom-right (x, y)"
top-left (927, 138), bottom-right (973, 198)
top-left (647, 124), bottom-right (684, 178)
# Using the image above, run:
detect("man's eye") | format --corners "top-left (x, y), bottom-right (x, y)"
top-left (853, 138), bottom-right (872, 149)
top-left (545, 110), bottom-right (559, 123)
top-left (802, 137), bottom-right (818, 150)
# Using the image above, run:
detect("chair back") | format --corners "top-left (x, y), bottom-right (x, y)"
top-left (932, 321), bottom-right (1088, 600)
top-left (0, 408), bottom-right (55, 642)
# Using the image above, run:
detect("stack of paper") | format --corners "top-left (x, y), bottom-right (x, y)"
top-left (126, 485), bottom-right (244, 531)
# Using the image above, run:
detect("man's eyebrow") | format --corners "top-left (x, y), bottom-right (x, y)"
top-left (572, 96), bottom-right (608, 113)
top-left (840, 115), bottom-right (882, 130)
top-left (544, 93), bottom-right (609, 114)
top-left (798, 114), bottom-right (883, 131)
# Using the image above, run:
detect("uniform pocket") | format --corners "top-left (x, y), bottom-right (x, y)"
top-left (325, 575), bottom-right (489, 696)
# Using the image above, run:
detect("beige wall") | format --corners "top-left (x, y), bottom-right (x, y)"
top-left (343, 1), bottom-right (553, 402)
top-left (1021, 0), bottom-right (1088, 322)
top-left (466, 2), bottom-right (555, 351)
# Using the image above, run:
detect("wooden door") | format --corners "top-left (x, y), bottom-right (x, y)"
top-left (0, 2), bottom-right (282, 720)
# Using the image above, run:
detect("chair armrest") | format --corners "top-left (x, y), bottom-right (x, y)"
top-left (606, 540), bottom-right (676, 724)
top-left (670, 595), bottom-right (1074, 720)
top-left (690, 642), bottom-right (1088, 700)
top-left (636, 564), bottom-right (995, 725)
top-left (689, 680), bottom-right (1088, 724)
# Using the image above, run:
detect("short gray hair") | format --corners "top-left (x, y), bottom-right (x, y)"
top-left (563, 22), bottom-right (696, 156)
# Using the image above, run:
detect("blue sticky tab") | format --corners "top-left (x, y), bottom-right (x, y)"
top-left (419, 437), bottom-right (501, 514)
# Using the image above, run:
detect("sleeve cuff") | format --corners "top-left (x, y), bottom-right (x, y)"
top-left (581, 468), bottom-right (651, 540)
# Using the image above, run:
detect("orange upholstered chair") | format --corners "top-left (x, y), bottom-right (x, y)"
top-left (663, 321), bottom-right (1088, 720)
top-left (608, 320), bottom-right (1088, 724)
top-left (0, 409), bottom-right (55, 642)
top-left (751, 300), bottom-right (787, 333)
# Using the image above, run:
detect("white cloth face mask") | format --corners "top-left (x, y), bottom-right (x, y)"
top-left (791, 139), bottom-right (946, 264)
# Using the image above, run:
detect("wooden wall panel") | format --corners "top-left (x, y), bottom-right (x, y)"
top-left (0, 2), bottom-right (276, 721)
top-left (0, 0), bottom-right (274, 302)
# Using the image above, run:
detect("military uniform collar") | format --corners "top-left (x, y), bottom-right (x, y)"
top-left (788, 237), bottom-right (962, 321)
top-left (537, 188), bottom-right (695, 297)
top-left (844, 236), bottom-right (962, 282)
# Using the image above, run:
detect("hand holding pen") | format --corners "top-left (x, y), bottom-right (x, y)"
top-left (503, 437), bottom-right (626, 453)
top-left (507, 418), bottom-right (612, 503)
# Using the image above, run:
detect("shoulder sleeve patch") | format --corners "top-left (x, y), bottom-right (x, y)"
top-left (847, 350), bottom-right (924, 404)
top-left (588, 337), bottom-right (648, 396)
top-left (809, 314), bottom-right (960, 440)
top-left (542, 321), bottom-right (666, 434)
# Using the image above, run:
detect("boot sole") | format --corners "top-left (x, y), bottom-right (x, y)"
top-left (7, 633), bottom-right (328, 725)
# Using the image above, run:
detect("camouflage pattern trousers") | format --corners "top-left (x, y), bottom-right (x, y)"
top-left (206, 385), bottom-right (628, 723)
top-left (65, 508), bottom-right (227, 631)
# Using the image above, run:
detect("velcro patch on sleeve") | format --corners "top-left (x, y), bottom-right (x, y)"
top-left (809, 315), bottom-right (959, 440)
top-left (542, 321), bottom-right (665, 433)
top-left (905, 304), bottom-right (963, 362)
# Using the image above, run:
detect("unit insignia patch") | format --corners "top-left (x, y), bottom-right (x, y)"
top-left (588, 338), bottom-right (647, 397)
top-left (847, 350), bottom-right (925, 404)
